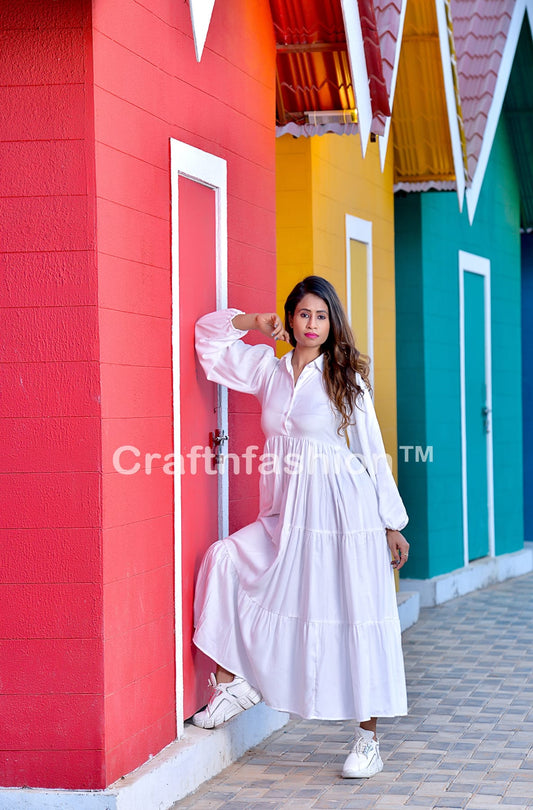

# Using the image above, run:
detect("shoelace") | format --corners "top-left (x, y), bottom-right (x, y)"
top-left (354, 736), bottom-right (375, 757)
top-left (205, 673), bottom-right (225, 703)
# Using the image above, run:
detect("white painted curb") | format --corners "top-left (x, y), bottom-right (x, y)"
top-left (0, 704), bottom-right (289, 810)
top-left (397, 590), bottom-right (420, 632)
top-left (400, 547), bottom-right (533, 607)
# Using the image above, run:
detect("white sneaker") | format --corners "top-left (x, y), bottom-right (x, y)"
top-left (342, 727), bottom-right (384, 778)
top-left (191, 673), bottom-right (262, 729)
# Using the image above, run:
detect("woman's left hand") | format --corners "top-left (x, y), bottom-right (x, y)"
top-left (386, 529), bottom-right (410, 570)
top-left (255, 313), bottom-right (291, 343)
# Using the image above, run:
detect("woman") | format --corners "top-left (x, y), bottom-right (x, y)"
top-left (192, 276), bottom-right (410, 779)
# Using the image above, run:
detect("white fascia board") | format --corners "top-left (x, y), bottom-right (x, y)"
top-left (465, 0), bottom-right (526, 224)
top-left (435, 0), bottom-right (466, 210)
top-left (340, 0), bottom-right (373, 157)
top-left (189, 0), bottom-right (217, 62)
top-left (379, 0), bottom-right (409, 170)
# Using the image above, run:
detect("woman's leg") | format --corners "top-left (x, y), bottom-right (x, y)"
top-left (215, 665), bottom-right (235, 683)
top-left (360, 716), bottom-right (377, 740)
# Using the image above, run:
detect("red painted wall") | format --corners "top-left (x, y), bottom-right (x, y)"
top-left (0, 0), bottom-right (104, 790)
top-left (0, 0), bottom-right (276, 791)
top-left (93, 0), bottom-right (276, 786)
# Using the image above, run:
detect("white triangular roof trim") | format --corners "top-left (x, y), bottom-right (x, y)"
top-left (435, 0), bottom-right (466, 211)
top-left (379, 0), bottom-right (408, 170)
top-left (189, 0), bottom-right (217, 62)
top-left (340, 0), bottom-right (373, 157)
top-left (465, 0), bottom-right (531, 223)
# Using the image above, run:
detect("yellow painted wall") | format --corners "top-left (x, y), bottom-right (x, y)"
top-left (275, 132), bottom-right (400, 478)
top-left (275, 136), bottom-right (314, 315)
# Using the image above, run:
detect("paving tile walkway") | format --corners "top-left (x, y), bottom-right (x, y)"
top-left (172, 572), bottom-right (533, 810)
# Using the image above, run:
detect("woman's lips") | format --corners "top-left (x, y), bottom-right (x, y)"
top-left (305, 332), bottom-right (319, 338)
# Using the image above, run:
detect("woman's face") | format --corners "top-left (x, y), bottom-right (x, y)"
top-left (289, 293), bottom-right (330, 350)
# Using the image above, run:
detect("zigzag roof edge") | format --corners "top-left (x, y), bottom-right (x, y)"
top-left (465, 0), bottom-right (529, 224)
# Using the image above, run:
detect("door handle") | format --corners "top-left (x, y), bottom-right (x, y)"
top-left (481, 406), bottom-right (491, 434)
top-left (210, 429), bottom-right (229, 466)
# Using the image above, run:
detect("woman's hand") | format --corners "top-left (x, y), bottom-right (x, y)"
top-left (232, 312), bottom-right (290, 343)
top-left (386, 529), bottom-right (410, 571)
top-left (256, 313), bottom-right (290, 342)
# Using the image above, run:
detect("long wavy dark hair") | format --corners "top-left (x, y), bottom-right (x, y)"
top-left (284, 276), bottom-right (371, 432)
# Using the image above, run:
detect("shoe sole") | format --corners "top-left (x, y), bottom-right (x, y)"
top-left (191, 703), bottom-right (246, 728)
top-left (191, 690), bottom-right (262, 729)
top-left (342, 760), bottom-right (384, 779)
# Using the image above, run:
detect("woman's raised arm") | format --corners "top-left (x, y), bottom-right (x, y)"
top-left (232, 312), bottom-right (290, 343)
top-left (195, 308), bottom-right (281, 397)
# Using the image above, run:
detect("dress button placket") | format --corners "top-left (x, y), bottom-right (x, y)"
top-left (284, 364), bottom-right (296, 433)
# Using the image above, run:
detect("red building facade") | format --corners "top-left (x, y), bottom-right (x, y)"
top-left (1, 0), bottom-right (276, 790)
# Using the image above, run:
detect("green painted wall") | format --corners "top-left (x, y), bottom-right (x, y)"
top-left (395, 116), bottom-right (523, 579)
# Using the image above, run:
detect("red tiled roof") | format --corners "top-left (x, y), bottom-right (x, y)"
top-left (358, 0), bottom-right (391, 132)
top-left (374, 0), bottom-right (404, 99)
top-left (450, 0), bottom-right (514, 180)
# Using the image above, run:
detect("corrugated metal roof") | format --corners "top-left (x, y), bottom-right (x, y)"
top-left (271, 0), bottom-right (354, 128)
top-left (270, 0), bottom-right (393, 136)
top-left (450, 0), bottom-right (514, 181)
top-left (392, 0), bottom-right (456, 184)
top-left (275, 50), bottom-right (356, 126)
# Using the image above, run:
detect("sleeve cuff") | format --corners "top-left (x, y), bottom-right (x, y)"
top-left (227, 308), bottom-right (248, 336)
top-left (385, 517), bottom-right (409, 532)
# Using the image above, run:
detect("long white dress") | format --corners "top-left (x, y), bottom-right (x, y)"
top-left (193, 308), bottom-right (409, 722)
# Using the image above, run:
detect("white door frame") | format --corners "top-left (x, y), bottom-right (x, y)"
top-left (170, 138), bottom-right (228, 736)
top-left (458, 250), bottom-right (495, 567)
top-left (345, 214), bottom-right (373, 386)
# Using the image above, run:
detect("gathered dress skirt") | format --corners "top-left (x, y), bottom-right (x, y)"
top-left (193, 433), bottom-right (408, 722)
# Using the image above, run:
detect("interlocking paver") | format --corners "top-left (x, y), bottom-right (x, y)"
top-left (171, 572), bottom-right (533, 810)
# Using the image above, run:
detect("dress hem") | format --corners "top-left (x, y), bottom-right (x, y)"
top-left (192, 635), bottom-right (408, 724)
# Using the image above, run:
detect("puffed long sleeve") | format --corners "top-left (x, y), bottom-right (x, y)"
top-left (195, 308), bottom-right (278, 397)
top-left (347, 381), bottom-right (409, 532)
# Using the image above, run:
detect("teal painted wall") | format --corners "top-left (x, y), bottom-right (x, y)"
top-left (521, 234), bottom-right (533, 541)
top-left (395, 116), bottom-right (523, 579)
top-left (395, 195), bottom-right (430, 575)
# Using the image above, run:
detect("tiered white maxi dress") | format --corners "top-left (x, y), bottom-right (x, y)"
top-left (193, 309), bottom-right (409, 722)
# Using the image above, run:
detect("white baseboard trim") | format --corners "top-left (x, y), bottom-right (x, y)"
top-left (400, 547), bottom-right (533, 607)
top-left (0, 704), bottom-right (289, 810)
top-left (397, 590), bottom-right (420, 631)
